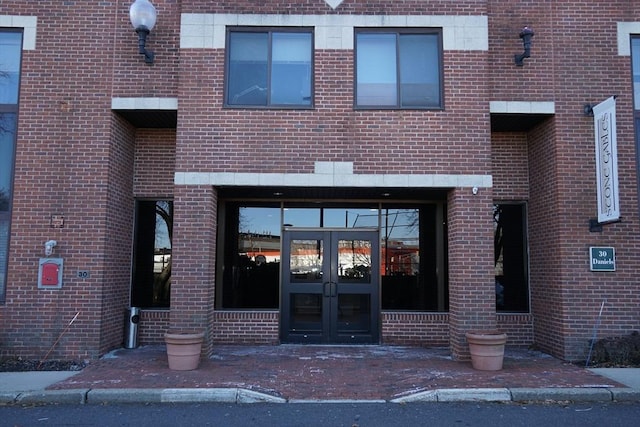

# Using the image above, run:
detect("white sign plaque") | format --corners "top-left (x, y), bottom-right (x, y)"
top-left (592, 96), bottom-right (620, 223)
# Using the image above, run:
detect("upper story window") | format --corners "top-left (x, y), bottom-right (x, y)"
top-left (225, 28), bottom-right (313, 108)
top-left (633, 37), bottom-right (640, 110)
top-left (355, 29), bottom-right (443, 109)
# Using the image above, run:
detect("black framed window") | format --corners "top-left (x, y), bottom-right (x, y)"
top-left (0, 29), bottom-right (23, 303)
top-left (632, 37), bottom-right (640, 218)
top-left (355, 29), bottom-right (443, 109)
top-left (131, 200), bottom-right (173, 308)
top-left (494, 203), bottom-right (529, 312)
top-left (217, 202), bottom-right (448, 311)
top-left (633, 37), bottom-right (640, 111)
top-left (225, 28), bottom-right (313, 108)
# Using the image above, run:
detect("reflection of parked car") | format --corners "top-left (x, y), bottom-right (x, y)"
top-left (342, 265), bottom-right (371, 281)
top-left (291, 268), bottom-right (323, 280)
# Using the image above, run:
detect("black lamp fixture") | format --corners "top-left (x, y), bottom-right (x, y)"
top-left (514, 26), bottom-right (534, 66)
top-left (129, 0), bottom-right (157, 64)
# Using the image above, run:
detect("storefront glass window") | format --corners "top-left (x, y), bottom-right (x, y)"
top-left (493, 203), bottom-right (529, 312)
top-left (131, 200), bottom-right (173, 308)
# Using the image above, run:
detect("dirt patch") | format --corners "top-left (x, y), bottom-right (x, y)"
top-left (0, 357), bottom-right (87, 372)
top-left (587, 332), bottom-right (640, 367)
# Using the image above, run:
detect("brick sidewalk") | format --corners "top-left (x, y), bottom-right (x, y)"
top-left (48, 345), bottom-right (620, 401)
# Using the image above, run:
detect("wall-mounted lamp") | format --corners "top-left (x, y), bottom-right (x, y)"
top-left (44, 240), bottom-right (57, 257)
top-left (129, 0), bottom-right (157, 64)
top-left (583, 104), bottom-right (594, 116)
top-left (514, 26), bottom-right (534, 66)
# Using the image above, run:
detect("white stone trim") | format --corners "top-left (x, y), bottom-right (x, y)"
top-left (174, 171), bottom-right (492, 188)
top-left (111, 97), bottom-right (178, 110)
top-left (0, 15), bottom-right (38, 50)
top-left (180, 13), bottom-right (488, 51)
top-left (489, 101), bottom-right (555, 115)
top-left (617, 22), bottom-right (640, 56)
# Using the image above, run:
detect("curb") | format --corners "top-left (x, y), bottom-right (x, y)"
top-left (2, 387), bottom-right (640, 405)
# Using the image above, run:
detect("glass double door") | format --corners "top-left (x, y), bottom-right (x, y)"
top-left (281, 229), bottom-right (380, 344)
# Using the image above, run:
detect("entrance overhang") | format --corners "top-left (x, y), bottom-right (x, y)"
top-left (175, 163), bottom-right (492, 200)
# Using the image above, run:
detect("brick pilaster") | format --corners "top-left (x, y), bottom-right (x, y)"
top-left (447, 187), bottom-right (497, 360)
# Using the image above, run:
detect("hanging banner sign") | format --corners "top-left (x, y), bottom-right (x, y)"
top-left (592, 96), bottom-right (620, 224)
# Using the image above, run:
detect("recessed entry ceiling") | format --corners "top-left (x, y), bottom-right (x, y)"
top-left (217, 186), bottom-right (449, 202)
top-left (491, 113), bottom-right (552, 132)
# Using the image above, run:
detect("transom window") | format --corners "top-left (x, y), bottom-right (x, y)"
top-left (225, 28), bottom-right (313, 108)
top-left (355, 29), bottom-right (443, 109)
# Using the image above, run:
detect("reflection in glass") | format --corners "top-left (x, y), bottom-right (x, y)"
top-left (225, 205), bottom-right (281, 308)
top-left (0, 31), bottom-right (22, 104)
top-left (633, 38), bottom-right (640, 110)
top-left (228, 32), bottom-right (268, 105)
top-left (131, 200), bottom-right (173, 308)
top-left (381, 206), bottom-right (447, 311)
top-left (337, 239), bottom-right (371, 283)
top-left (271, 32), bottom-right (312, 105)
top-left (290, 239), bottom-right (323, 282)
top-left (338, 294), bottom-right (370, 333)
top-left (290, 293), bottom-right (322, 332)
top-left (0, 114), bottom-right (16, 211)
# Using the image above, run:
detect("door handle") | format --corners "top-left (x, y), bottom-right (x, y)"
top-left (323, 281), bottom-right (337, 297)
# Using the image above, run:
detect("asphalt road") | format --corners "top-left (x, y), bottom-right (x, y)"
top-left (2, 402), bottom-right (640, 427)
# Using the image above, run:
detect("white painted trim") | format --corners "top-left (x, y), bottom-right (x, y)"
top-left (111, 97), bottom-right (178, 110)
top-left (617, 22), bottom-right (640, 56)
top-left (489, 101), bottom-right (555, 115)
top-left (0, 15), bottom-right (38, 50)
top-left (180, 13), bottom-right (488, 51)
top-left (174, 172), bottom-right (492, 188)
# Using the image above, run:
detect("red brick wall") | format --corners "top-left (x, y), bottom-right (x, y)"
top-left (492, 133), bottom-right (530, 201)
top-left (211, 311), bottom-right (280, 345)
top-left (170, 186), bottom-right (218, 354)
top-left (139, 310), bottom-right (170, 344)
top-left (447, 188), bottom-right (497, 360)
top-left (382, 313), bottom-right (450, 346)
top-left (3, 0), bottom-right (640, 363)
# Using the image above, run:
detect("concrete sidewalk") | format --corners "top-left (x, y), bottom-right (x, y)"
top-left (2, 345), bottom-right (640, 405)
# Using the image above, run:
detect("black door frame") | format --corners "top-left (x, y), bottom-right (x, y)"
top-left (280, 228), bottom-right (380, 344)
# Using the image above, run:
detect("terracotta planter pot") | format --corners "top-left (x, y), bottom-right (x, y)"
top-left (465, 331), bottom-right (507, 371)
top-left (164, 331), bottom-right (205, 371)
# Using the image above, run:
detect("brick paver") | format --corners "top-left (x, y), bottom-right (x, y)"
top-left (49, 345), bottom-right (620, 401)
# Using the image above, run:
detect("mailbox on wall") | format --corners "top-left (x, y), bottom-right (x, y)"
top-left (38, 258), bottom-right (64, 289)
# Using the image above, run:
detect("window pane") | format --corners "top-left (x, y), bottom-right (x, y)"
top-left (633, 38), bottom-right (640, 110)
top-left (131, 201), bottom-right (173, 308)
top-left (494, 204), bottom-right (529, 312)
top-left (381, 205), bottom-right (446, 311)
top-left (283, 207), bottom-right (321, 227)
top-left (228, 32), bottom-right (268, 105)
top-left (222, 205), bottom-right (281, 308)
top-left (290, 239), bottom-right (323, 282)
top-left (0, 32), bottom-right (22, 104)
top-left (0, 212), bottom-right (8, 301)
top-left (0, 114), bottom-right (16, 211)
top-left (356, 33), bottom-right (397, 106)
top-left (271, 32), bottom-right (312, 105)
top-left (337, 239), bottom-right (372, 283)
top-left (399, 34), bottom-right (440, 107)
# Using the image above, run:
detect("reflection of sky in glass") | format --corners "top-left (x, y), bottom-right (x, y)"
top-left (0, 114), bottom-right (16, 200)
top-left (383, 209), bottom-right (419, 242)
top-left (237, 207), bottom-right (418, 242)
top-left (154, 201), bottom-right (172, 249)
top-left (241, 207), bottom-right (281, 235)
top-left (0, 32), bottom-right (22, 104)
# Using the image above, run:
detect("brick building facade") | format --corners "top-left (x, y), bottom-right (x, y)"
top-left (1, 0), bottom-right (639, 362)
